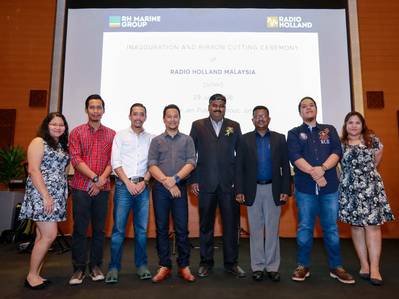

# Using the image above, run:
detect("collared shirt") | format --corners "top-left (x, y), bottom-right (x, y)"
top-left (69, 123), bottom-right (115, 191)
top-left (256, 130), bottom-right (272, 181)
top-left (210, 117), bottom-right (223, 137)
top-left (148, 131), bottom-right (196, 176)
top-left (111, 127), bottom-right (154, 178)
top-left (287, 123), bottom-right (342, 195)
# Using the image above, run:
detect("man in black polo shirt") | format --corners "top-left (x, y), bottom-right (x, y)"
top-left (287, 97), bottom-right (354, 284)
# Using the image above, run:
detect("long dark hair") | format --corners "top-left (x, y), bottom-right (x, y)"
top-left (341, 111), bottom-right (373, 148)
top-left (37, 112), bottom-right (69, 152)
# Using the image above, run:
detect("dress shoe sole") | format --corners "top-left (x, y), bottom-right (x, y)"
top-left (225, 269), bottom-right (246, 278)
top-left (292, 272), bottom-right (310, 282)
top-left (329, 272), bottom-right (355, 284)
top-left (24, 279), bottom-right (47, 290)
top-left (370, 278), bottom-right (383, 286)
top-left (152, 273), bottom-right (171, 283)
top-left (179, 274), bottom-right (196, 283)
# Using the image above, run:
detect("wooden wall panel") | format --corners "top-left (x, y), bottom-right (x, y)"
top-left (357, 0), bottom-right (399, 238)
top-left (1, 1), bottom-right (398, 238)
top-left (0, 1), bottom-right (55, 149)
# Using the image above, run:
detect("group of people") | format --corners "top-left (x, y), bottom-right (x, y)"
top-left (18, 93), bottom-right (394, 290)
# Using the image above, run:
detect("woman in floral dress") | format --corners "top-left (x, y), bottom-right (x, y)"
top-left (338, 111), bottom-right (394, 286)
top-left (19, 112), bottom-right (70, 289)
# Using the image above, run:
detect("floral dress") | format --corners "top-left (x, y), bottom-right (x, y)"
top-left (19, 140), bottom-right (70, 222)
top-left (338, 136), bottom-right (394, 226)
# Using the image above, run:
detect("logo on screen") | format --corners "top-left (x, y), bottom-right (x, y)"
top-left (266, 17), bottom-right (279, 28)
top-left (109, 16), bottom-right (121, 28)
top-left (266, 16), bottom-right (312, 29)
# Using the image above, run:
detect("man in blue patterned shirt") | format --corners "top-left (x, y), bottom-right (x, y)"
top-left (287, 97), bottom-right (354, 284)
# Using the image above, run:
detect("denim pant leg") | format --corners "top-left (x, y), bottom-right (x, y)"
top-left (89, 191), bottom-right (109, 269)
top-left (109, 181), bottom-right (133, 271)
top-left (71, 189), bottom-right (91, 271)
top-left (319, 191), bottom-right (342, 268)
top-left (152, 183), bottom-right (172, 268)
top-left (171, 184), bottom-right (190, 268)
top-left (295, 191), bottom-right (318, 267)
top-left (132, 188), bottom-right (150, 268)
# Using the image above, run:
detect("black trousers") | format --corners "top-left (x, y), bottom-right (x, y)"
top-left (71, 189), bottom-right (109, 272)
top-left (199, 185), bottom-right (240, 268)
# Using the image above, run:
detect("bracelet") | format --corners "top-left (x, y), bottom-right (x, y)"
top-left (321, 164), bottom-right (328, 171)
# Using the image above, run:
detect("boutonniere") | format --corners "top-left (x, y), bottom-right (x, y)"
top-left (319, 128), bottom-right (330, 144)
top-left (225, 127), bottom-right (234, 136)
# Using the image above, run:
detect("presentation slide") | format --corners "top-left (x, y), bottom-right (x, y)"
top-left (63, 8), bottom-right (351, 135)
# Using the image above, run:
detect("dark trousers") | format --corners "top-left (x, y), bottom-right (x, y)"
top-left (152, 182), bottom-right (190, 268)
top-left (199, 185), bottom-right (240, 268)
top-left (71, 189), bottom-right (109, 272)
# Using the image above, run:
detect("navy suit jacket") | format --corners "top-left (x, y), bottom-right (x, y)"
top-left (235, 130), bottom-right (291, 206)
top-left (189, 117), bottom-right (241, 193)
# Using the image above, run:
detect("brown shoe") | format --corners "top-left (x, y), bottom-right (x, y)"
top-left (292, 265), bottom-right (310, 282)
top-left (330, 267), bottom-right (355, 284)
top-left (178, 267), bottom-right (196, 282)
top-left (152, 267), bottom-right (172, 283)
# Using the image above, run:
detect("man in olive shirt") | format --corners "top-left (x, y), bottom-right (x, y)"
top-left (148, 104), bottom-right (196, 283)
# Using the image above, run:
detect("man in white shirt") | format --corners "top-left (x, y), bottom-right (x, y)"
top-left (105, 103), bottom-right (153, 283)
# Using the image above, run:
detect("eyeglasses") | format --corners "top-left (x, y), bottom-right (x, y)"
top-left (49, 123), bottom-right (65, 128)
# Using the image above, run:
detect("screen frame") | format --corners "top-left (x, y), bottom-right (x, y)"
top-left (49, 0), bottom-right (362, 115)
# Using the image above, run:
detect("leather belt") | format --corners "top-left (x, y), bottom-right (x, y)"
top-left (256, 179), bottom-right (272, 185)
top-left (129, 176), bottom-right (144, 183)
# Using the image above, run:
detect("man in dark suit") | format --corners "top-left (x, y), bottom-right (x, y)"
top-left (189, 93), bottom-right (245, 278)
top-left (235, 105), bottom-right (291, 282)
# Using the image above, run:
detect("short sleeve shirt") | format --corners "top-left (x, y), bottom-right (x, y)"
top-left (287, 123), bottom-right (342, 195)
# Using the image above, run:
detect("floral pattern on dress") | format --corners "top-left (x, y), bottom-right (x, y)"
top-left (338, 135), bottom-right (394, 226)
top-left (19, 140), bottom-right (70, 222)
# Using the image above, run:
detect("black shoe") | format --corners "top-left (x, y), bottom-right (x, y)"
top-left (225, 265), bottom-right (246, 278)
top-left (197, 265), bottom-right (212, 278)
top-left (24, 279), bottom-right (47, 290)
top-left (267, 271), bottom-right (281, 282)
top-left (359, 272), bottom-right (370, 280)
top-left (252, 271), bottom-right (264, 281)
top-left (370, 278), bottom-right (383, 286)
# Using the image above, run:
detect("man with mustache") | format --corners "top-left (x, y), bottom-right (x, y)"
top-left (105, 103), bottom-right (153, 283)
top-left (235, 105), bottom-right (291, 282)
top-left (190, 94), bottom-right (245, 278)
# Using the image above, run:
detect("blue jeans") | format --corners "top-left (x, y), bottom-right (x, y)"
top-left (108, 179), bottom-right (150, 270)
top-left (295, 191), bottom-right (342, 269)
top-left (152, 182), bottom-right (190, 268)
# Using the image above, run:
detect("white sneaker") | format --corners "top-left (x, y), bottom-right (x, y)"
top-left (90, 266), bottom-right (105, 281)
top-left (69, 270), bottom-right (85, 285)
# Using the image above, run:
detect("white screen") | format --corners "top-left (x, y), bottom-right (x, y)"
top-left (63, 8), bottom-right (351, 135)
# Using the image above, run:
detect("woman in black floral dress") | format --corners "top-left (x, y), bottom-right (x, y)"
top-left (338, 111), bottom-right (394, 286)
top-left (19, 112), bottom-right (69, 289)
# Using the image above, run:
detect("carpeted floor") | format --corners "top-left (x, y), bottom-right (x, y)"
top-left (0, 237), bottom-right (398, 299)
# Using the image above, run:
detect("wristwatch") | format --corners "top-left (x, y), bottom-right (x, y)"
top-left (173, 174), bottom-right (181, 184)
top-left (92, 175), bottom-right (99, 183)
